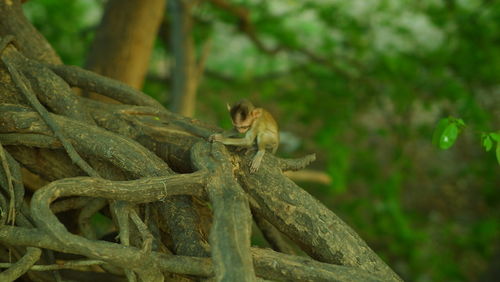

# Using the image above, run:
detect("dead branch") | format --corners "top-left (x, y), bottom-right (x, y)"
top-left (284, 169), bottom-right (333, 185)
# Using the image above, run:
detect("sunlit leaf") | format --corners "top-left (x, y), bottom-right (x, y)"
top-left (482, 135), bottom-right (493, 151)
top-left (455, 118), bottom-right (466, 128)
top-left (432, 118), bottom-right (449, 147)
top-left (490, 133), bottom-right (500, 142)
top-left (497, 141), bottom-right (500, 165)
top-left (439, 123), bottom-right (459, 150)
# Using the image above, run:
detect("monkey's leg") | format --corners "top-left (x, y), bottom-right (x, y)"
top-left (250, 133), bottom-right (270, 173)
top-left (250, 150), bottom-right (265, 173)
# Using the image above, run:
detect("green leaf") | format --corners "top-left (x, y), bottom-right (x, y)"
top-left (496, 141), bottom-right (500, 165)
top-left (482, 135), bottom-right (493, 151)
top-left (490, 133), bottom-right (500, 142)
top-left (455, 118), bottom-right (466, 128)
top-left (433, 118), bottom-right (449, 147)
top-left (439, 123), bottom-right (459, 150)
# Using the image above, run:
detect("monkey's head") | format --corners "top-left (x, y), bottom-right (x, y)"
top-left (228, 99), bottom-right (262, 133)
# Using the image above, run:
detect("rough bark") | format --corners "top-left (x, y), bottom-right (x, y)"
top-left (0, 6), bottom-right (402, 280)
top-left (0, 0), bottom-right (61, 64)
top-left (239, 152), bottom-right (401, 281)
top-left (192, 142), bottom-right (255, 281)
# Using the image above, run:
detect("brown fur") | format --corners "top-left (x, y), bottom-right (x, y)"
top-left (210, 100), bottom-right (279, 172)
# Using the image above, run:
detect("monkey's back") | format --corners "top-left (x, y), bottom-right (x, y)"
top-left (260, 109), bottom-right (279, 152)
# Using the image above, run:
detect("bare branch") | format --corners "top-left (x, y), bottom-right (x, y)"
top-left (239, 153), bottom-right (402, 281)
top-left (191, 141), bottom-right (255, 281)
top-left (0, 259), bottom-right (105, 272)
top-left (47, 64), bottom-right (165, 111)
top-left (252, 212), bottom-right (296, 255)
top-left (0, 226), bottom-right (387, 281)
top-left (0, 247), bottom-right (41, 281)
top-left (0, 108), bottom-right (174, 177)
top-left (284, 169), bottom-right (332, 185)
top-left (51, 197), bottom-right (90, 213)
top-left (0, 226), bottom-right (214, 277)
top-left (0, 32), bottom-right (402, 281)
top-left (2, 47), bottom-right (100, 177)
top-left (253, 248), bottom-right (387, 282)
top-left (277, 153), bottom-right (316, 171)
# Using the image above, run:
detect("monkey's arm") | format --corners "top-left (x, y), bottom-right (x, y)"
top-left (221, 128), bottom-right (239, 138)
top-left (210, 129), bottom-right (256, 147)
top-left (208, 129), bottom-right (237, 141)
top-left (214, 135), bottom-right (255, 146)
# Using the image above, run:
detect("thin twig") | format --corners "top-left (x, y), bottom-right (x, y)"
top-left (130, 209), bottom-right (154, 254)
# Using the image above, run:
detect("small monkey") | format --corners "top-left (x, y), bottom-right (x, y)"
top-left (209, 99), bottom-right (279, 173)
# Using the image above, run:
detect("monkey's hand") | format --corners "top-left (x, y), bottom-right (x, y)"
top-left (250, 151), bottom-right (265, 173)
top-left (250, 157), bottom-right (262, 173)
top-left (209, 133), bottom-right (224, 142)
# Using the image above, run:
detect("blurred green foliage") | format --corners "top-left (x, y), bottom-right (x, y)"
top-left (23, 0), bottom-right (101, 65)
top-left (24, 0), bottom-right (499, 281)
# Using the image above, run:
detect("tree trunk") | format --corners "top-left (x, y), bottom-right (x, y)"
top-left (85, 0), bottom-right (165, 89)
top-left (168, 0), bottom-right (209, 117)
top-left (0, 0), bottom-right (60, 63)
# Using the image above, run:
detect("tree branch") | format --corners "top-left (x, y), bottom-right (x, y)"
top-left (2, 44), bottom-right (99, 177)
top-left (191, 141), bottom-right (255, 281)
top-left (47, 64), bottom-right (165, 111)
top-left (0, 247), bottom-right (41, 282)
top-left (238, 153), bottom-right (402, 281)
top-left (0, 226), bottom-right (387, 281)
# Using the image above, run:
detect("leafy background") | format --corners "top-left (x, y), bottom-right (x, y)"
top-left (24, 0), bottom-right (499, 281)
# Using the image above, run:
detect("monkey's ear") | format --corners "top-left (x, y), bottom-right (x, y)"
top-left (226, 103), bottom-right (231, 111)
top-left (251, 108), bottom-right (263, 118)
